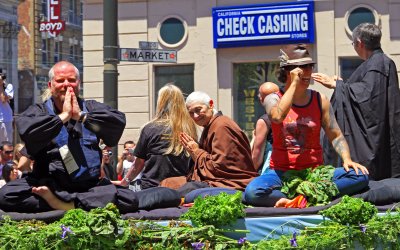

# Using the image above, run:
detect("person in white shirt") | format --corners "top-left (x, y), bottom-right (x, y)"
top-left (0, 74), bottom-right (13, 143)
top-left (116, 140), bottom-right (141, 181)
top-left (0, 141), bottom-right (13, 180)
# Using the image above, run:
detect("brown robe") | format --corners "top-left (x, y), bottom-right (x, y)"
top-left (191, 112), bottom-right (258, 190)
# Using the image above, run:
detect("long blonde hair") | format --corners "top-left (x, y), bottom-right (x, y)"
top-left (153, 84), bottom-right (197, 156)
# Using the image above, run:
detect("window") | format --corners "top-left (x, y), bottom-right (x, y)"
top-left (54, 42), bottom-right (61, 62)
top-left (158, 16), bottom-right (188, 47)
top-left (80, 1), bottom-right (83, 19)
top-left (69, 45), bottom-right (74, 62)
top-left (339, 58), bottom-right (364, 82)
top-left (69, 0), bottom-right (80, 25)
top-left (233, 62), bottom-right (282, 139)
top-left (154, 65), bottom-right (194, 108)
top-left (345, 5), bottom-right (378, 35)
top-left (41, 39), bottom-right (49, 67)
top-left (41, 0), bottom-right (47, 18)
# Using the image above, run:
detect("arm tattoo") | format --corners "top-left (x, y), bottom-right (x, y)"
top-left (332, 135), bottom-right (349, 159)
top-left (277, 105), bottom-right (289, 118)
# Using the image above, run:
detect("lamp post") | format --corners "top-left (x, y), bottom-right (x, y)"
top-left (103, 0), bottom-right (118, 109)
top-left (103, 0), bottom-right (119, 161)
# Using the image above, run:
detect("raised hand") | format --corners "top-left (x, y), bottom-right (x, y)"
top-left (311, 73), bottom-right (337, 89)
top-left (290, 67), bottom-right (303, 86)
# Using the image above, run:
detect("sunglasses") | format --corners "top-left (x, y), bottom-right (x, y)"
top-left (286, 64), bottom-right (314, 71)
top-left (3, 150), bottom-right (13, 154)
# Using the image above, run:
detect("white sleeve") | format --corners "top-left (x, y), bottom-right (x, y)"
top-left (5, 82), bottom-right (13, 99)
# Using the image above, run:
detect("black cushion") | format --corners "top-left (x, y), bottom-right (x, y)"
top-left (354, 178), bottom-right (400, 205)
top-left (137, 187), bottom-right (181, 210)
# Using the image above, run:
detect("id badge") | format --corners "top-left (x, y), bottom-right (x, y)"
top-left (59, 145), bottom-right (79, 175)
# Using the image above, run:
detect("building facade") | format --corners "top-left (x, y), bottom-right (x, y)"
top-left (17, 0), bottom-right (83, 114)
top-left (82, 0), bottom-right (400, 147)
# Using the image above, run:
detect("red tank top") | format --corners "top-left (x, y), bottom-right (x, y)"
top-left (270, 90), bottom-right (323, 171)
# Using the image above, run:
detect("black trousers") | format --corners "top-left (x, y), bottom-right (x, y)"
top-left (0, 176), bottom-right (138, 213)
top-left (0, 176), bottom-right (181, 213)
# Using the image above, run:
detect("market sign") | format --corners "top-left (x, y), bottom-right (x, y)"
top-left (212, 1), bottom-right (315, 48)
top-left (120, 48), bottom-right (177, 63)
top-left (39, 0), bottom-right (65, 37)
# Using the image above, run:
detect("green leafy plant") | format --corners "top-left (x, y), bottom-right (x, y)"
top-left (320, 195), bottom-right (378, 225)
top-left (180, 191), bottom-right (245, 227)
top-left (281, 165), bottom-right (339, 206)
top-left (1, 198), bottom-right (399, 249)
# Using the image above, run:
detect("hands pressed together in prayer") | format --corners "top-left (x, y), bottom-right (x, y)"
top-left (59, 87), bottom-right (83, 123)
top-left (180, 132), bottom-right (199, 158)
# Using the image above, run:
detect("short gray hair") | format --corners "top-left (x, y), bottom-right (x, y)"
top-left (48, 61), bottom-right (80, 81)
top-left (352, 23), bottom-right (381, 50)
top-left (185, 91), bottom-right (212, 107)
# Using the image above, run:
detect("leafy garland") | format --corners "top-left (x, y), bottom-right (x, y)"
top-left (1, 194), bottom-right (400, 249)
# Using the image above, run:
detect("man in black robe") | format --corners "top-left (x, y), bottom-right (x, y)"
top-left (312, 23), bottom-right (400, 180)
top-left (0, 61), bottom-right (139, 212)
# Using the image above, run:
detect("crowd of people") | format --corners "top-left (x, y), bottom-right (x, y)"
top-left (0, 23), bottom-right (399, 214)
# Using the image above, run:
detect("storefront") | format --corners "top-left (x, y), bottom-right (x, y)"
top-left (82, 0), bottom-right (400, 146)
top-left (212, 1), bottom-right (315, 138)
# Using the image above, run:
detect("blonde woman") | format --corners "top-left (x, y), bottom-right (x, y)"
top-left (114, 84), bottom-right (197, 191)
top-left (13, 143), bottom-right (33, 172)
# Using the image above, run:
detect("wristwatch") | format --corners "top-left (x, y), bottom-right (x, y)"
top-left (123, 176), bottom-right (131, 184)
top-left (78, 111), bottom-right (87, 123)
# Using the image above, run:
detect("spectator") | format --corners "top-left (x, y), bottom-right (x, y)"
top-left (116, 140), bottom-right (139, 181)
top-left (244, 44), bottom-right (369, 207)
top-left (114, 84), bottom-right (198, 192)
top-left (2, 161), bottom-right (19, 181)
top-left (312, 23), bottom-right (400, 180)
top-left (100, 143), bottom-right (118, 181)
top-left (0, 141), bottom-right (13, 179)
top-left (3, 77), bottom-right (14, 114)
top-left (13, 143), bottom-right (33, 173)
top-left (252, 82), bottom-right (279, 174)
top-left (0, 74), bottom-right (13, 143)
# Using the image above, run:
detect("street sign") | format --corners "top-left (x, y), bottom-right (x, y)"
top-left (120, 48), bottom-right (177, 63)
top-left (139, 41), bottom-right (159, 49)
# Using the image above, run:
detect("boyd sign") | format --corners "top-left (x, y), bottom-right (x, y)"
top-left (39, 0), bottom-right (65, 37)
top-left (39, 22), bottom-right (64, 33)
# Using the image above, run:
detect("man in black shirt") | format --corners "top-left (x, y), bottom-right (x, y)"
top-left (0, 61), bottom-right (138, 212)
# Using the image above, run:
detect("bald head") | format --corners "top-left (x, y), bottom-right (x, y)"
top-left (258, 82), bottom-right (279, 103)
